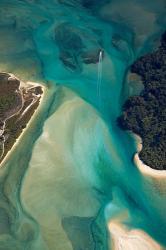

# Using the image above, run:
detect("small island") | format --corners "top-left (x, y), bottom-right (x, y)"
top-left (118, 31), bottom-right (166, 170)
top-left (0, 72), bottom-right (43, 164)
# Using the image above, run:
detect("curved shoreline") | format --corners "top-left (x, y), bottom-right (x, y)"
top-left (108, 221), bottom-right (163, 250)
top-left (118, 31), bottom-right (166, 170)
top-left (133, 134), bottom-right (166, 177)
top-left (0, 73), bottom-right (46, 168)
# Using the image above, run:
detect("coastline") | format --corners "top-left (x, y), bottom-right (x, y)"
top-left (108, 221), bottom-right (163, 250)
top-left (0, 74), bottom-right (46, 168)
top-left (118, 30), bottom-right (166, 170)
top-left (133, 133), bottom-right (166, 177)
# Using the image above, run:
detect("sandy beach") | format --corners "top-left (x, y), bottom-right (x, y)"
top-left (108, 221), bottom-right (163, 250)
top-left (134, 153), bottom-right (166, 178)
top-left (0, 74), bottom-right (47, 168)
top-left (133, 133), bottom-right (166, 178)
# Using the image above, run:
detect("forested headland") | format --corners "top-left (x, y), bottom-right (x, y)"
top-left (118, 32), bottom-right (166, 170)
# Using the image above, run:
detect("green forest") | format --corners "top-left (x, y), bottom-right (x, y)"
top-left (118, 31), bottom-right (166, 170)
top-left (0, 94), bottom-right (17, 114)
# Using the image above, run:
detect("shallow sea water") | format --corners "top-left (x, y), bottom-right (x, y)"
top-left (0, 0), bottom-right (166, 249)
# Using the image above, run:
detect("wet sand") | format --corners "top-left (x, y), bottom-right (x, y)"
top-left (108, 221), bottom-right (163, 250)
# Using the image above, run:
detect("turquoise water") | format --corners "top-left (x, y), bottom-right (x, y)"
top-left (0, 0), bottom-right (166, 249)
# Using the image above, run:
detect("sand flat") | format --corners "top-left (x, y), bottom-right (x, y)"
top-left (109, 221), bottom-right (163, 250)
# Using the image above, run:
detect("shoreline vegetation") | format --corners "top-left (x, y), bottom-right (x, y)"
top-left (118, 31), bottom-right (166, 170)
top-left (0, 72), bottom-right (44, 165)
top-left (133, 133), bottom-right (166, 177)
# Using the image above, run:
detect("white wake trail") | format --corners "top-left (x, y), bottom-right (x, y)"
top-left (97, 50), bottom-right (103, 109)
